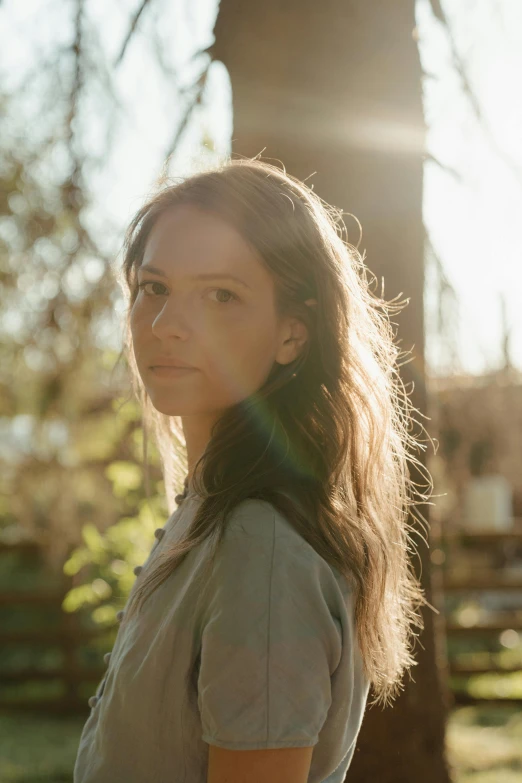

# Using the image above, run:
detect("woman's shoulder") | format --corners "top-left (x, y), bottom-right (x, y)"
top-left (222, 494), bottom-right (306, 543)
top-left (227, 494), bottom-right (355, 600)
top-left (221, 494), bottom-right (343, 579)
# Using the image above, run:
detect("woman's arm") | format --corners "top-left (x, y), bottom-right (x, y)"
top-left (208, 744), bottom-right (314, 783)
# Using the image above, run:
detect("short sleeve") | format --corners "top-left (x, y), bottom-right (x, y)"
top-left (197, 499), bottom-right (343, 750)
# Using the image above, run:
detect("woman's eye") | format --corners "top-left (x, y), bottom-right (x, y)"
top-left (137, 281), bottom-right (167, 296)
top-left (137, 282), bottom-right (238, 304)
top-left (208, 288), bottom-right (239, 305)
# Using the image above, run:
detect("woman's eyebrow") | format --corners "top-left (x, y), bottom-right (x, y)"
top-left (138, 264), bottom-right (251, 291)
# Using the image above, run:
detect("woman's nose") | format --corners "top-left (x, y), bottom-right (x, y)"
top-left (151, 298), bottom-right (190, 339)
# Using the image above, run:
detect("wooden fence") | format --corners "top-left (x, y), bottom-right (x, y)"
top-left (0, 540), bottom-right (111, 714)
top-left (1, 526), bottom-right (522, 713)
top-left (439, 525), bottom-right (522, 708)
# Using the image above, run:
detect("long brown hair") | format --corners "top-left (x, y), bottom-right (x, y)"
top-left (113, 157), bottom-right (434, 709)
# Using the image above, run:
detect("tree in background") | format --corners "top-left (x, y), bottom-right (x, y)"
top-left (209, 1), bottom-right (451, 780)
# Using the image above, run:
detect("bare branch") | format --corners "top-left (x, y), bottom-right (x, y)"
top-left (62, 0), bottom-right (86, 218)
top-left (429, 0), bottom-right (522, 190)
top-left (424, 153), bottom-right (462, 183)
top-left (428, 0), bottom-right (445, 25)
top-left (425, 233), bottom-right (463, 375)
top-left (114, 0), bottom-right (154, 68)
top-left (163, 63), bottom-right (211, 162)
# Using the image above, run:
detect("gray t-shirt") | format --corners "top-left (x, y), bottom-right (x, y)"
top-left (74, 488), bottom-right (370, 783)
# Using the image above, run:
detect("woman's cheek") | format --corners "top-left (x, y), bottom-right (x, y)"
top-left (130, 299), bottom-right (150, 331)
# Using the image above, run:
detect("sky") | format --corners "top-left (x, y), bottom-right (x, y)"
top-left (416, 0), bottom-right (522, 376)
top-left (2, 0), bottom-right (522, 378)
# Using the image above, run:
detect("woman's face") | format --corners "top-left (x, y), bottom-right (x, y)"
top-left (130, 204), bottom-right (307, 417)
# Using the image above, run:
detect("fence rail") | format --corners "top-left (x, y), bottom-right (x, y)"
top-left (0, 539), bottom-right (113, 714)
top-left (440, 523), bottom-right (522, 708)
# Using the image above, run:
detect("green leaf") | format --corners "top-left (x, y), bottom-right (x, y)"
top-left (105, 461), bottom-right (142, 497)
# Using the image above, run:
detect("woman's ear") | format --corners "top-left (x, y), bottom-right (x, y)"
top-left (276, 300), bottom-right (317, 366)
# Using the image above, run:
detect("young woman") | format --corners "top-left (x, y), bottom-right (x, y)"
top-left (74, 157), bottom-right (433, 783)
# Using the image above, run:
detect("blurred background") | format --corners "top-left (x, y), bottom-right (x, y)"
top-left (1, 1), bottom-right (522, 781)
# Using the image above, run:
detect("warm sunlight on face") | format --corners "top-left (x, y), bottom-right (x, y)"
top-left (130, 204), bottom-right (304, 418)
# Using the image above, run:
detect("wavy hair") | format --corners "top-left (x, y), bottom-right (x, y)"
top-left (113, 157), bottom-right (434, 709)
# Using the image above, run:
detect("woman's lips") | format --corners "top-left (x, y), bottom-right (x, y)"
top-left (150, 366), bottom-right (198, 378)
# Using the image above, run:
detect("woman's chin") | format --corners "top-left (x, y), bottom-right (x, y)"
top-left (146, 391), bottom-right (194, 417)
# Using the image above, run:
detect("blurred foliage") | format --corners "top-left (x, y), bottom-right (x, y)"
top-left (0, 71), bottom-right (180, 700)
top-left (0, 712), bottom-right (86, 782)
top-left (450, 672), bottom-right (522, 701)
top-left (62, 488), bottom-right (169, 625)
top-left (447, 705), bottom-right (522, 783)
top-left (0, 64), bottom-right (173, 576)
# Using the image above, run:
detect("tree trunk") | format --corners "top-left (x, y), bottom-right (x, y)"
top-left (211, 1), bottom-right (452, 780)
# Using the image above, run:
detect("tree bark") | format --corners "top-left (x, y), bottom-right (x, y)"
top-left (211, 1), bottom-right (452, 780)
